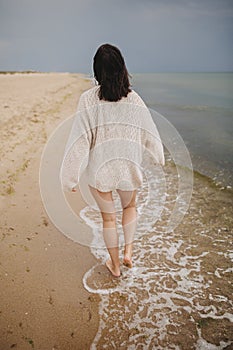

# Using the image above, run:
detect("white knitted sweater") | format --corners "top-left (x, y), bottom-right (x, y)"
top-left (60, 86), bottom-right (165, 192)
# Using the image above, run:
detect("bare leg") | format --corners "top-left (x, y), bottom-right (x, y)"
top-left (116, 189), bottom-right (137, 268)
top-left (88, 185), bottom-right (121, 277)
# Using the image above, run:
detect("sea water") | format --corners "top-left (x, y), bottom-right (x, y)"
top-left (132, 73), bottom-right (233, 188)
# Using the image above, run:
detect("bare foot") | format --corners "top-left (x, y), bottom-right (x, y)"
top-left (123, 256), bottom-right (133, 268)
top-left (105, 259), bottom-right (121, 278)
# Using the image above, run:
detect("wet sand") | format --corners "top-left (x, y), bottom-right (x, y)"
top-left (83, 159), bottom-right (233, 350)
top-left (0, 73), bottom-right (100, 349)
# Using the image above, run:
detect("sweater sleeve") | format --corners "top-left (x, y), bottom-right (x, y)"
top-left (59, 93), bottom-right (92, 192)
top-left (141, 109), bottom-right (165, 167)
top-left (130, 90), bottom-right (165, 166)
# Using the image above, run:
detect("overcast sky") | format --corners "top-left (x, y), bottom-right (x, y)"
top-left (0, 0), bottom-right (232, 73)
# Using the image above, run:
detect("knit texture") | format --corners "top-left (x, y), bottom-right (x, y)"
top-left (60, 86), bottom-right (165, 192)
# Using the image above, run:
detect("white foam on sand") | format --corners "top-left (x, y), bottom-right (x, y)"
top-left (81, 161), bottom-right (233, 349)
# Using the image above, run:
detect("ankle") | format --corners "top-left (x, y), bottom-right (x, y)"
top-left (124, 244), bottom-right (133, 257)
top-left (111, 259), bottom-right (120, 269)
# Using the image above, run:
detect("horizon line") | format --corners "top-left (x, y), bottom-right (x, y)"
top-left (0, 70), bottom-right (233, 75)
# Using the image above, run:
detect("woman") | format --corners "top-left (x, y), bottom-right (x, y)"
top-left (60, 43), bottom-right (165, 277)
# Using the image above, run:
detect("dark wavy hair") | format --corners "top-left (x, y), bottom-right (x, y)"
top-left (93, 43), bottom-right (131, 102)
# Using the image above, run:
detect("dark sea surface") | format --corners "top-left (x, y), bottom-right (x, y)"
top-left (132, 73), bottom-right (233, 188)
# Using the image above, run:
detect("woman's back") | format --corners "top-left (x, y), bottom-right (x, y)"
top-left (82, 86), bottom-right (146, 191)
top-left (61, 84), bottom-right (164, 192)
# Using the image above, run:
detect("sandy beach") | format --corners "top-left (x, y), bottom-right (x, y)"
top-left (0, 73), bottom-right (232, 350)
top-left (0, 73), bottom-right (100, 349)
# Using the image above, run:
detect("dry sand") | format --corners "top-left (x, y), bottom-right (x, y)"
top-left (0, 73), bottom-right (100, 350)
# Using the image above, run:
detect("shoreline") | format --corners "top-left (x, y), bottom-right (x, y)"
top-left (0, 72), bottom-right (100, 349)
top-left (82, 152), bottom-right (233, 349)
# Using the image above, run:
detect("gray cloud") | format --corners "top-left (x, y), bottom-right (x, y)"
top-left (0, 0), bottom-right (232, 72)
